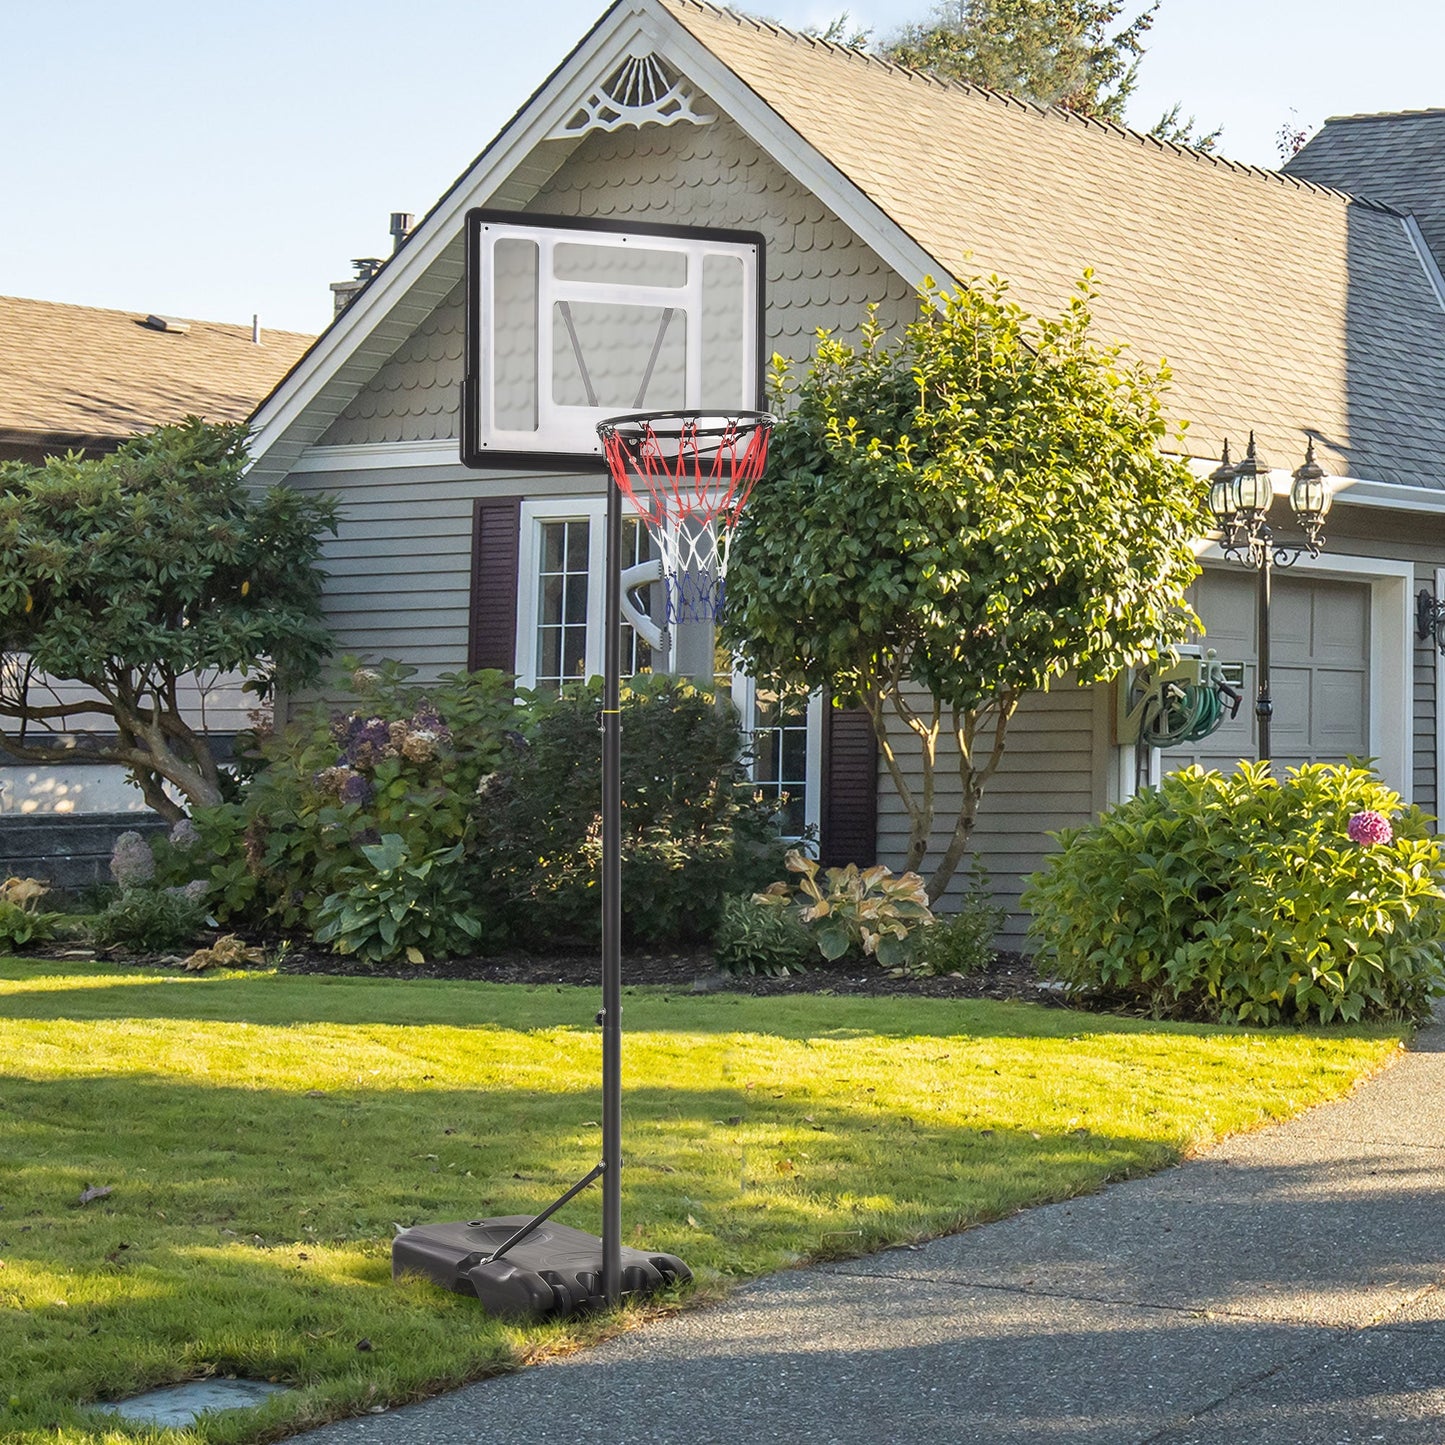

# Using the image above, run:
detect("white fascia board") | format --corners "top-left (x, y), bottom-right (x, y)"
top-left (644, 2), bottom-right (944, 293)
top-left (290, 440), bottom-right (461, 473)
top-left (1184, 456), bottom-right (1445, 515)
top-left (248, 2), bottom-right (661, 470)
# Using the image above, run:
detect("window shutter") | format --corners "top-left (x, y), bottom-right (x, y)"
top-left (468, 497), bottom-right (522, 672)
top-left (819, 701), bottom-right (877, 867)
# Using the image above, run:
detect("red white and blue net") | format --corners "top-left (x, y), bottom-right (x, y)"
top-left (597, 410), bottom-right (774, 624)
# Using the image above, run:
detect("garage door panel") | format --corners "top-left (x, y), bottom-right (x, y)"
top-left (1167, 568), bottom-right (1370, 772)
top-left (1313, 670), bottom-right (1369, 751)
top-left (1270, 588), bottom-right (1312, 651)
top-left (1189, 572), bottom-right (1253, 646)
top-left (1313, 580), bottom-right (1369, 660)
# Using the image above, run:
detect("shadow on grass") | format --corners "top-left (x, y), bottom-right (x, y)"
top-left (2, 960), bottom-right (1392, 1046)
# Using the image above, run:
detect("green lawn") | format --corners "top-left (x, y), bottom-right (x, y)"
top-left (0, 958), bottom-right (1404, 1444)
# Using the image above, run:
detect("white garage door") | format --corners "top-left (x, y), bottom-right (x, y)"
top-left (1167, 567), bottom-right (1370, 773)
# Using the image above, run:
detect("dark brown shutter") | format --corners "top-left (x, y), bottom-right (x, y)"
top-left (468, 496), bottom-right (522, 672)
top-left (819, 700), bottom-right (878, 867)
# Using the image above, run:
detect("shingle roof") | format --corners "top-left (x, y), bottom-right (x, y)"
top-left (658, 0), bottom-right (1445, 488)
top-left (0, 295), bottom-right (314, 458)
top-left (1285, 110), bottom-right (1445, 274)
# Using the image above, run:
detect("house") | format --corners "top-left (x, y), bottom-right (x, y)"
top-left (0, 296), bottom-right (312, 464)
top-left (0, 297), bottom-right (312, 880)
top-left (245, 0), bottom-right (1445, 941)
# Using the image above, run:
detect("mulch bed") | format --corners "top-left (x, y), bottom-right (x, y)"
top-left (269, 945), bottom-right (1056, 1003)
top-left (43, 939), bottom-right (1062, 1004)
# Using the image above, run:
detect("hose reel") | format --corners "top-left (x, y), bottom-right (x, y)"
top-left (1117, 648), bottom-right (1243, 749)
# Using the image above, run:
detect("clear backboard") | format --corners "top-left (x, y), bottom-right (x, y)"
top-left (462, 210), bottom-right (765, 468)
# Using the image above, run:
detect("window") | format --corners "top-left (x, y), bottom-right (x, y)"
top-left (517, 499), bottom-right (655, 688)
top-left (730, 675), bottom-right (822, 843)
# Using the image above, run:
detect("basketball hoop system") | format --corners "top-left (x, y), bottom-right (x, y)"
top-left (597, 410), bottom-right (775, 631)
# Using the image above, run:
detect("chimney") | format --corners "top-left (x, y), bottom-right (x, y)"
top-left (329, 212), bottom-right (413, 316)
top-left (330, 256), bottom-right (384, 318)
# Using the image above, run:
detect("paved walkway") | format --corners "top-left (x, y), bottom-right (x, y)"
top-left (290, 1021), bottom-right (1445, 1445)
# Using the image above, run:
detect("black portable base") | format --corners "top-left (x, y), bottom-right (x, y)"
top-left (393, 1217), bottom-right (692, 1320)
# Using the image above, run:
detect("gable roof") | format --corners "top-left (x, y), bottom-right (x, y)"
top-left (0, 295), bottom-right (313, 461)
top-left (1285, 110), bottom-right (1445, 272)
top-left (249, 0), bottom-right (1445, 491)
top-left (658, 1), bottom-right (1445, 490)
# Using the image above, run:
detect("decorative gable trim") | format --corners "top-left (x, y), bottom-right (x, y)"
top-left (548, 47), bottom-right (714, 139)
top-left (244, 0), bottom-right (932, 487)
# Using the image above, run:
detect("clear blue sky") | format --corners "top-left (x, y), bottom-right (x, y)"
top-left (5, 0), bottom-right (1441, 335)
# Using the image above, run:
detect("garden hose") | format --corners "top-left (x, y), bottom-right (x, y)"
top-left (1137, 679), bottom-right (1227, 748)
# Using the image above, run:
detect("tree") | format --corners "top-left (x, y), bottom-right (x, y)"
top-left (884, 0), bottom-right (1221, 150)
top-left (0, 418), bottom-right (339, 820)
top-left (885, 0), bottom-right (1157, 120)
top-left (722, 276), bottom-right (1206, 903)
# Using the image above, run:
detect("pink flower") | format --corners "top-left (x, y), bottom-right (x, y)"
top-left (1347, 810), bottom-right (1393, 846)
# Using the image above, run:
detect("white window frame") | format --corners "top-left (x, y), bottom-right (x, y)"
top-left (516, 498), bottom-right (611, 687)
top-left (730, 673), bottom-right (823, 844)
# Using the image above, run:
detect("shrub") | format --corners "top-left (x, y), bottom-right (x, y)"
top-left (160, 662), bottom-right (519, 945)
top-left (477, 676), bottom-right (791, 947)
top-left (714, 894), bottom-right (818, 975)
top-left (901, 865), bottom-right (1004, 976)
top-left (756, 851), bottom-right (934, 968)
top-left (1023, 761), bottom-right (1445, 1024)
top-left (92, 887), bottom-right (210, 953)
top-left (312, 834), bottom-right (486, 964)
top-left (0, 877), bottom-right (60, 951)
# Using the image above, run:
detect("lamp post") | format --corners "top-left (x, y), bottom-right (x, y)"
top-left (1207, 434), bottom-right (1332, 763)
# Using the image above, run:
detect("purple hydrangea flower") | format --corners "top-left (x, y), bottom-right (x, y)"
top-left (169, 817), bottom-right (201, 851)
top-left (1347, 810), bottom-right (1393, 846)
top-left (339, 771), bottom-right (374, 807)
top-left (110, 831), bottom-right (155, 887)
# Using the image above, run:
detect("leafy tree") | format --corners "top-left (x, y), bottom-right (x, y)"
top-left (1149, 101), bottom-right (1222, 154)
top-left (884, 0), bottom-right (1221, 149)
top-left (885, 0), bottom-right (1158, 120)
top-left (722, 276), bottom-right (1206, 902)
top-left (0, 418), bottom-right (339, 819)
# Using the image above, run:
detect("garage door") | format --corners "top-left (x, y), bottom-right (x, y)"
top-left (1167, 567), bottom-right (1370, 773)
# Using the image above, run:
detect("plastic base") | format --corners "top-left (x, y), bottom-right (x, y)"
top-left (392, 1217), bottom-right (692, 1319)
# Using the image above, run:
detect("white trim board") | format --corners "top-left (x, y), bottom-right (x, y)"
top-left (1184, 456), bottom-right (1445, 515)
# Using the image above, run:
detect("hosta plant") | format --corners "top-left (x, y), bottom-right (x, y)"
top-left (312, 833), bottom-right (484, 965)
top-left (1024, 761), bottom-right (1445, 1024)
top-left (0, 877), bottom-right (60, 951)
top-left (757, 850), bottom-right (934, 967)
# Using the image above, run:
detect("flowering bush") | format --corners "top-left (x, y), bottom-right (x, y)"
top-left (157, 661), bottom-right (518, 953)
top-left (1348, 810), bottom-right (1393, 846)
top-left (1024, 761), bottom-right (1445, 1024)
top-left (110, 831), bottom-right (156, 888)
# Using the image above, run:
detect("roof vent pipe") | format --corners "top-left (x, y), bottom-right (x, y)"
top-left (390, 212), bottom-right (414, 253)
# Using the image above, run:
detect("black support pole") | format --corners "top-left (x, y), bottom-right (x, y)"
top-left (1256, 546), bottom-right (1273, 764)
top-left (601, 475), bottom-right (624, 1308)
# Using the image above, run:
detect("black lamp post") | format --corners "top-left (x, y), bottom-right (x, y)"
top-left (1208, 434), bottom-right (1332, 762)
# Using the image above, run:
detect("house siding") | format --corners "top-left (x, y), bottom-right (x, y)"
top-left (317, 113), bottom-right (915, 447)
top-left (874, 682), bottom-right (1106, 947)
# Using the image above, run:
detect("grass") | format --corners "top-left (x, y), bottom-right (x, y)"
top-left (0, 957), bottom-right (1405, 1444)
